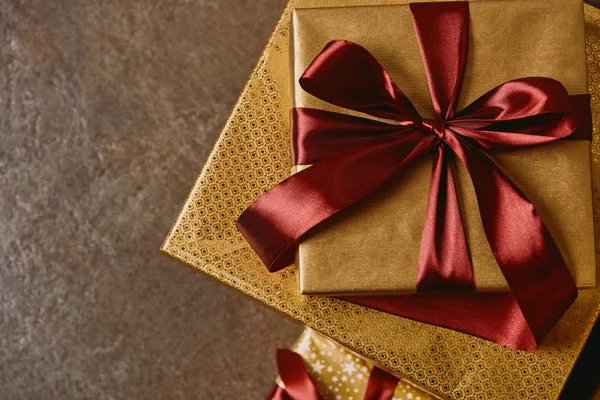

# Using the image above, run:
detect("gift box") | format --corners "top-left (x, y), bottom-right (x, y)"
top-left (270, 328), bottom-right (442, 400)
top-left (162, 1), bottom-right (600, 398)
top-left (235, 0), bottom-right (592, 351)
top-left (289, 0), bottom-right (596, 295)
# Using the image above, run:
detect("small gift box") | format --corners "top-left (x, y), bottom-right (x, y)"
top-left (269, 328), bottom-right (442, 400)
top-left (287, 0), bottom-right (596, 296)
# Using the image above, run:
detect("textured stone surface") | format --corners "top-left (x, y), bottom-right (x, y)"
top-left (0, 0), bottom-right (301, 399)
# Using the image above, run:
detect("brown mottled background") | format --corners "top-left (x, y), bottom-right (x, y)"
top-left (2, 0), bottom-right (600, 399)
top-left (1, 0), bottom-right (302, 399)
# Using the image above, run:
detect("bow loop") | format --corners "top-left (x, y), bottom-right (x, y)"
top-left (453, 77), bottom-right (572, 123)
top-left (448, 77), bottom-right (577, 150)
top-left (292, 108), bottom-right (420, 165)
top-left (299, 40), bottom-right (421, 124)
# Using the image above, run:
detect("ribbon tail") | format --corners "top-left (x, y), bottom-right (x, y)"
top-left (237, 132), bottom-right (434, 272)
top-left (346, 293), bottom-right (536, 349)
top-left (446, 134), bottom-right (578, 346)
top-left (346, 134), bottom-right (577, 351)
top-left (416, 144), bottom-right (474, 291)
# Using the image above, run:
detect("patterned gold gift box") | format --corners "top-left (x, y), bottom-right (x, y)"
top-left (274, 328), bottom-right (443, 400)
top-left (162, 1), bottom-right (600, 399)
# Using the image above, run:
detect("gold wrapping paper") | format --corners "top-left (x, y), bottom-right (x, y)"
top-left (162, 1), bottom-right (600, 399)
top-left (293, 0), bottom-right (597, 295)
top-left (276, 328), bottom-right (443, 400)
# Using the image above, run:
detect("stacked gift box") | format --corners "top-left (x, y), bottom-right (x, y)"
top-left (163, 0), bottom-right (600, 398)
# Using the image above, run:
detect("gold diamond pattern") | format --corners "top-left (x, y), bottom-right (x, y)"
top-left (162, 2), bottom-right (600, 399)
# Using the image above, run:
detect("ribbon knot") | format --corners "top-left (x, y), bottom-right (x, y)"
top-left (420, 118), bottom-right (445, 142)
top-left (236, 1), bottom-right (587, 351)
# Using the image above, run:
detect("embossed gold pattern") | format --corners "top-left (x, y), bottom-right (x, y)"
top-left (162, 2), bottom-right (600, 399)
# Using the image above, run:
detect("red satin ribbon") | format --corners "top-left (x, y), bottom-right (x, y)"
top-left (238, 2), bottom-right (590, 350)
top-left (268, 349), bottom-right (399, 400)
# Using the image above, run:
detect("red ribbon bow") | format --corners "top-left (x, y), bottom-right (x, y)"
top-left (238, 2), bottom-right (590, 350)
top-left (268, 349), bottom-right (399, 400)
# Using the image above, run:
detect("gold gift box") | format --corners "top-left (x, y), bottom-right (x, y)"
top-left (292, 0), bottom-right (597, 295)
top-left (162, 1), bottom-right (600, 399)
top-left (275, 328), bottom-right (443, 400)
